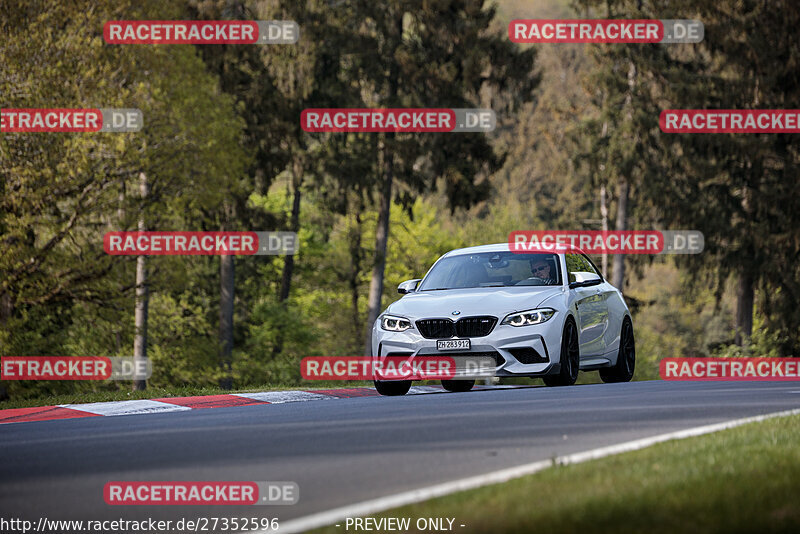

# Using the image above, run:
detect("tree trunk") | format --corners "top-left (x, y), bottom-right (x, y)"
top-left (363, 138), bottom-right (394, 356)
top-left (132, 172), bottom-right (149, 391)
top-left (0, 292), bottom-right (9, 399)
top-left (219, 253), bottom-right (234, 390)
top-left (271, 159), bottom-right (304, 359)
top-left (349, 204), bottom-right (364, 350)
top-left (735, 270), bottom-right (754, 347)
top-left (735, 183), bottom-right (754, 348)
top-left (219, 200), bottom-right (235, 390)
top-left (0, 292), bottom-right (12, 325)
top-left (612, 178), bottom-right (628, 291)
top-left (600, 184), bottom-right (608, 278)
top-left (611, 60), bottom-right (636, 292)
top-left (279, 158), bottom-right (303, 303)
top-left (362, 13), bottom-right (402, 357)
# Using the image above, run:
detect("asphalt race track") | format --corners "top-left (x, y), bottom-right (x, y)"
top-left (2, 381), bottom-right (799, 530)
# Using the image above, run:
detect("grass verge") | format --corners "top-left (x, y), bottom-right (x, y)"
top-left (311, 413), bottom-right (800, 534)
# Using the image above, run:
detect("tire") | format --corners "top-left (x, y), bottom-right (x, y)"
top-left (374, 379), bottom-right (412, 396)
top-left (599, 317), bottom-right (635, 383)
top-left (441, 379), bottom-right (475, 392)
top-left (543, 318), bottom-right (580, 387)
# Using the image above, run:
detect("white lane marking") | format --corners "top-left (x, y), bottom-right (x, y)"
top-left (233, 391), bottom-right (334, 404)
top-left (59, 400), bottom-right (190, 416)
top-left (407, 386), bottom-right (445, 395)
top-left (474, 384), bottom-right (542, 389)
top-left (406, 385), bottom-right (528, 395)
top-left (267, 408), bottom-right (800, 534)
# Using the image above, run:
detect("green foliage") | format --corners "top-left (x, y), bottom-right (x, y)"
top-left (1, 0), bottom-right (248, 395)
top-left (3, 0), bottom-right (799, 403)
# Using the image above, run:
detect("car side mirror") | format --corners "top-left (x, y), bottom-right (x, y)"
top-left (398, 279), bottom-right (421, 294)
top-left (568, 271), bottom-right (602, 289)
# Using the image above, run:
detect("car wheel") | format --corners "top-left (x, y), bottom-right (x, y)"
top-left (374, 380), bottom-right (412, 396)
top-left (599, 317), bottom-right (635, 383)
top-left (543, 318), bottom-right (580, 387)
top-left (441, 379), bottom-right (475, 392)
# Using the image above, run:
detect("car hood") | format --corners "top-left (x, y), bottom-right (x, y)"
top-left (386, 286), bottom-right (564, 319)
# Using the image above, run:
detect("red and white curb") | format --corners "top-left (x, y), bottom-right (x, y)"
top-left (0, 385), bottom-right (518, 425)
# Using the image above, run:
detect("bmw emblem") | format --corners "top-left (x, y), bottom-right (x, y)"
top-left (452, 310), bottom-right (461, 316)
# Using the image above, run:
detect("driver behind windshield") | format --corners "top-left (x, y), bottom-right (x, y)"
top-left (529, 258), bottom-right (555, 284)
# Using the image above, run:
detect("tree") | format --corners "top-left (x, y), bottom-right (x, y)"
top-left (0, 0), bottom-right (248, 397)
top-left (132, 173), bottom-right (149, 391)
top-left (650, 0), bottom-right (800, 352)
top-left (186, 0), bottom-right (285, 387)
top-left (571, 0), bottom-right (669, 292)
top-left (340, 0), bottom-right (538, 354)
top-left (574, 0), bottom-right (800, 353)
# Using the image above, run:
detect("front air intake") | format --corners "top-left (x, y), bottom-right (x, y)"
top-left (416, 316), bottom-right (497, 339)
top-left (416, 319), bottom-right (456, 339)
top-left (508, 347), bottom-right (547, 364)
top-left (454, 316), bottom-right (497, 337)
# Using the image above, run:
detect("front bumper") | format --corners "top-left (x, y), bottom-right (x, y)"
top-left (372, 316), bottom-right (563, 378)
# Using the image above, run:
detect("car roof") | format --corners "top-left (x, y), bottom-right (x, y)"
top-left (443, 242), bottom-right (583, 257)
top-left (443, 243), bottom-right (514, 256)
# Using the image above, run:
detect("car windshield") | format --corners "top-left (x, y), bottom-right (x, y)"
top-left (418, 252), bottom-right (562, 290)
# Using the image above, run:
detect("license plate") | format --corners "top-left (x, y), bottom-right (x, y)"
top-left (437, 339), bottom-right (470, 351)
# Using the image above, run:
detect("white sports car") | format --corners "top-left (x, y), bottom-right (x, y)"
top-left (371, 243), bottom-right (635, 396)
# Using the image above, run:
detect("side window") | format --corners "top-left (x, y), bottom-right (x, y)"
top-left (565, 254), bottom-right (599, 283)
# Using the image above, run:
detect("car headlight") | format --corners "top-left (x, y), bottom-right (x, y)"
top-left (501, 308), bottom-right (556, 327)
top-left (381, 314), bottom-right (413, 332)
